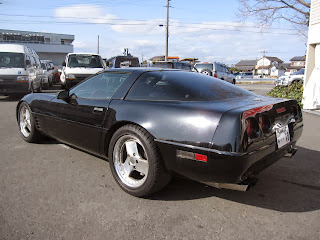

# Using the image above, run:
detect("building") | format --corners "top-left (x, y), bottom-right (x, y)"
top-left (234, 60), bottom-right (257, 72)
top-left (255, 56), bottom-right (283, 77)
top-left (286, 56), bottom-right (306, 74)
top-left (303, 0), bottom-right (320, 109)
top-left (0, 29), bottom-right (74, 65)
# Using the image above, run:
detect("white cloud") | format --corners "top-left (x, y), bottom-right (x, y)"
top-left (54, 5), bottom-right (307, 64)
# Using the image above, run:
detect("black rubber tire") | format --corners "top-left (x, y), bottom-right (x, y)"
top-left (233, 79), bottom-right (236, 84)
top-left (17, 102), bottom-right (44, 143)
top-left (108, 125), bottom-right (172, 197)
top-left (200, 69), bottom-right (212, 76)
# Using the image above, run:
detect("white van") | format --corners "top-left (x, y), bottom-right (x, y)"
top-left (0, 44), bottom-right (42, 95)
top-left (60, 53), bottom-right (105, 89)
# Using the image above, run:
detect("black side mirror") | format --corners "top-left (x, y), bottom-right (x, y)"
top-left (62, 61), bottom-right (66, 67)
top-left (57, 90), bottom-right (70, 101)
top-left (26, 60), bottom-right (31, 66)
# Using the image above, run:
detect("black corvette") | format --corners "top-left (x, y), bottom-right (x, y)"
top-left (17, 68), bottom-right (303, 197)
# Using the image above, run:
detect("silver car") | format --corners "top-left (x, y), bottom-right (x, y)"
top-left (195, 62), bottom-right (236, 84)
top-left (276, 68), bottom-right (305, 86)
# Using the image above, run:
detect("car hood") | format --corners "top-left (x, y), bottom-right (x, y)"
top-left (64, 67), bottom-right (104, 75)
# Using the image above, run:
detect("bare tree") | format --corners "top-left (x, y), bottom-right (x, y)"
top-left (238, 0), bottom-right (311, 36)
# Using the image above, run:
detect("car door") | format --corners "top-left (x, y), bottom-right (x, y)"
top-left (48, 72), bottom-right (131, 155)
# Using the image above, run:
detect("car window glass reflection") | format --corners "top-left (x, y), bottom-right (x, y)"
top-left (126, 71), bottom-right (254, 102)
top-left (69, 72), bottom-right (130, 99)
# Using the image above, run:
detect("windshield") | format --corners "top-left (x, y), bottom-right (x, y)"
top-left (0, 52), bottom-right (25, 68)
top-left (293, 69), bottom-right (305, 75)
top-left (67, 54), bottom-right (103, 68)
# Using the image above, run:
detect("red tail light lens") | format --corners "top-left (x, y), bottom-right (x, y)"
top-left (214, 72), bottom-right (218, 78)
top-left (245, 117), bottom-right (260, 139)
top-left (195, 154), bottom-right (207, 162)
top-left (259, 114), bottom-right (271, 133)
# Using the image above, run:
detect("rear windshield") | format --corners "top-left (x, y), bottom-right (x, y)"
top-left (0, 52), bottom-right (25, 68)
top-left (115, 57), bottom-right (140, 68)
top-left (195, 63), bottom-right (213, 71)
top-left (67, 54), bottom-right (103, 68)
top-left (126, 71), bottom-right (254, 101)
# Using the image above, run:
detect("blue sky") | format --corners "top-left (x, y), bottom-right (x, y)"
top-left (0, 0), bottom-right (307, 64)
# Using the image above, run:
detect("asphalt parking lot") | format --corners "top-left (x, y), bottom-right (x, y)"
top-left (1, 84), bottom-right (320, 240)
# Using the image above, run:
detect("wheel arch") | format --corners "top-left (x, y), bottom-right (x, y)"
top-left (102, 121), bottom-right (156, 158)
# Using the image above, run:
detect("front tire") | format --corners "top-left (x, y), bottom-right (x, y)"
top-left (18, 102), bottom-right (43, 143)
top-left (108, 125), bottom-right (171, 197)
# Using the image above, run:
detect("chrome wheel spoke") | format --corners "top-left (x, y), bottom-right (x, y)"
top-left (19, 106), bottom-right (31, 138)
top-left (113, 136), bottom-right (149, 188)
top-left (122, 157), bottom-right (133, 178)
top-left (135, 158), bottom-right (148, 176)
top-left (125, 141), bottom-right (140, 158)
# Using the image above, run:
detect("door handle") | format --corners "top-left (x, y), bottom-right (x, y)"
top-left (93, 107), bottom-right (104, 113)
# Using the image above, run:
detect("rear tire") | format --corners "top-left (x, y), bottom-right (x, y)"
top-left (108, 125), bottom-right (172, 197)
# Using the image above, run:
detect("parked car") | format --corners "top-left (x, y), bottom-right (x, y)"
top-left (40, 60), bottom-right (56, 89)
top-left (41, 60), bottom-right (60, 84)
top-left (106, 56), bottom-right (140, 69)
top-left (149, 61), bottom-right (197, 72)
top-left (0, 44), bottom-right (42, 96)
top-left (195, 62), bottom-right (236, 84)
top-left (60, 53), bottom-right (105, 89)
top-left (276, 68), bottom-right (305, 86)
top-left (17, 68), bottom-right (303, 197)
top-left (236, 72), bottom-right (254, 79)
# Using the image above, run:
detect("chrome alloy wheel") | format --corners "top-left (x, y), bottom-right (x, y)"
top-left (113, 135), bottom-right (149, 188)
top-left (19, 106), bottom-right (32, 138)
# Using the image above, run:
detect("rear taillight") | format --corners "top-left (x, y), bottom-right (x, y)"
top-left (214, 72), bottom-right (218, 78)
top-left (259, 114), bottom-right (271, 133)
top-left (245, 117), bottom-right (260, 139)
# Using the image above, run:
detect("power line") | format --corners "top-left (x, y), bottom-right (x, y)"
top-left (0, 13), bottom-right (298, 31)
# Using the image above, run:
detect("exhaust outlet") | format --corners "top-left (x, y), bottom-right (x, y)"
top-left (202, 177), bottom-right (258, 192)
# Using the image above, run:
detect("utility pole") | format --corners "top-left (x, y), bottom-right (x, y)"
top-left (165, 0), bottom-right (170, 61)
top-left (261, 50), bottom-right (268, 76)
top-left (97, 35), bottom-right (100, 54)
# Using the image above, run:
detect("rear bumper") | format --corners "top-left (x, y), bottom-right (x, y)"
top-left (0, 81), bottom-right (29, 94)
top-left (156, 124), bottom-right (303, 184)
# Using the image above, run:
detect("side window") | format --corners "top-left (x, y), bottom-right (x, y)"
top-left (69, 72), bottom-right (130, 99)
top-left (30, 56), bottom-right (36, 67)
top-left (35, 57), bottom-right (41, 68)
top-left (126, 73), bottom-right (192, 101)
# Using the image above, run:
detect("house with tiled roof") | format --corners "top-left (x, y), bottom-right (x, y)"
top-left (235, 60), bottom-right (257, 72)
top-left (287, 56), bottom-right (306, 74)
top-left (255, 56), bottom-right (284, 77)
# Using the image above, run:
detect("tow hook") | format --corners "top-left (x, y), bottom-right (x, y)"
top-left (284, 147), bottom-right (298, 158)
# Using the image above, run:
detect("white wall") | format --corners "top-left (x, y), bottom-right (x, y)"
top-left (256, 57), bottom-right (271, 66)
top-left (303, 0), bottom-right (320, 109)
